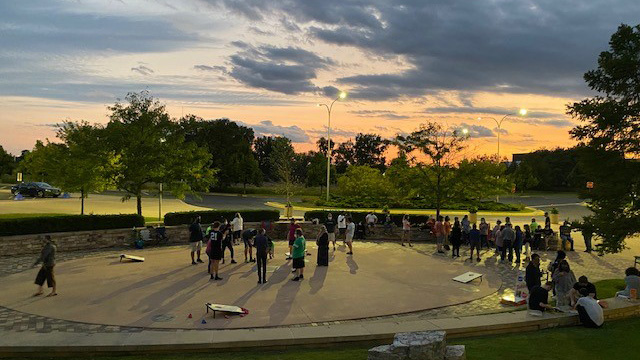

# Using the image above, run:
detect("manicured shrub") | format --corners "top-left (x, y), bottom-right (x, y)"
top-left (164, 209), bottom-right (280, 226)
top-left (0, 214), bottom-right (144, 236)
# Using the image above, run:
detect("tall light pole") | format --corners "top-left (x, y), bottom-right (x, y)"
top-left (318, 91), bottom-right (347, 201)
top-left (478, 108), bottom-right (527, 202)
top-left (478, 108), bottom-right (527, 159)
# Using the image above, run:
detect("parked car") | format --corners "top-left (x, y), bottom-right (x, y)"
top-left (11, 182), bottom-right (61, 198)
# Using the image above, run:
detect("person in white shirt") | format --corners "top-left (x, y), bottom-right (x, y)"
top-left (345, 217), bottom-right (355, 255)
top-left (231, 213), bottom-right (243, 245)
top-left (401, 215), bottom-right (412, 247)
top-left (574, 288), bottom-right (604, 328)
top-left (365, 212), bottom-right (378, 235)
top-left (337, 213), bottom-right (347, 240)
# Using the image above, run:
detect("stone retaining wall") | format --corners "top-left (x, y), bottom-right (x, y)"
top-left (0, 221), bottom-right (436, 256)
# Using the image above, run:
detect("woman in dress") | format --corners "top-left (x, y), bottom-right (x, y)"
top-left (450, 218), bottom-right (462, 258)
top-left (316, 225), bottom-right (329, 266)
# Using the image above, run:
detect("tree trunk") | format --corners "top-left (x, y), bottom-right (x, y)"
top-left (80, 188), bottom-right (85, 215)
top-left (137, 195), bottom-right (142, 216)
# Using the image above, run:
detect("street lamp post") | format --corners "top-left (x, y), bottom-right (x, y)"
top-left (478, 108), bottom-right (527, 202)
top-left (478, 108), bottom-right (527, 160)
top-left (318, 91), bottom-right (347, 202)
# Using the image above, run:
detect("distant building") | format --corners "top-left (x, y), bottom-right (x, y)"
top-left (511, 153), bottom-right (531, 165)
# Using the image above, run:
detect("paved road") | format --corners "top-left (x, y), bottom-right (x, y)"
top-left (499, 193), bottom-right (591, 222)
top-left (184, 193), bottom-right (293, 214)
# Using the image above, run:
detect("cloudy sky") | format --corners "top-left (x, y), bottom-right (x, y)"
top-left (1, 0), bottom-right (637, 157)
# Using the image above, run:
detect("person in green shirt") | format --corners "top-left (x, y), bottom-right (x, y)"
top-left (530, 218), bottom-right (539, 233)
top-left (291, 229), bottom-right (306, 281)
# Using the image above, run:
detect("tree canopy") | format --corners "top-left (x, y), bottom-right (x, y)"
top-left (567, 24), bottom-right (640, 253)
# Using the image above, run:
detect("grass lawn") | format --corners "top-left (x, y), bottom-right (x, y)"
top-left (266, 201), bottom-right (542, 216)
top-left (13, 316), bottom-right (640, 360)
top-left (593, 279), bottom-right (626, 299)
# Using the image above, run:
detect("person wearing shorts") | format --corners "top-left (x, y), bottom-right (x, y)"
top-left (345, 217), bottom-right (355, 255)
top-left (325, 213), bottom-right (337, 250)
top-left (231, 213), bottom-right (243, 245)
top-left (33, 235), bottom-right (57, 297)
top-left (401, 215), bottom-right (412, 247)
top-left (242, 228), bottom-right (258, 263)
top-left (287, 219), bottom-right (301, 260)
top-left (291, 228), bottom-right (306, 281)
top-left (206, 222), bottom-right (223, 280)
top-left (337, 213), bottom-right (347, 239)
top-left (188, 216), bottom-right (204, 265)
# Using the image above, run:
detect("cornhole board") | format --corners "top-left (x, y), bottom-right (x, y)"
top-left (120, 254), bottom-right (145, 262)
top-left (453, 271), bottom-right (483, 284)
top-left (205, 303), bottom-right (248, 318)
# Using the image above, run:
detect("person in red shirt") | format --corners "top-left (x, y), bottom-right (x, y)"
top-left (286, 218), bottom-right (301, 260)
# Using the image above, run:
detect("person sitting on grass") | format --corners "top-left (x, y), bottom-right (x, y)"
top-left (291, 228), bottom-right (306, 281)
top-left (528, 281), bottom-right (554, 313)
top-left (573, 287), bottom-right (604, 328)
top-left (570, 276), bottom-right (597, 306)
top-left (616, 267), bottom-right (640, 298)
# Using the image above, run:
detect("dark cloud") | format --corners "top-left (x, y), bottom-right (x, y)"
top-left (456, 123), bottom-right (496, 138)
top-left (208, 0), bottom-right (640, 100)
top-left (131, 65), bottom-right (155, 76)
top-left (194, 65), bottom-right (228, 73)
top-left (238, 120), bottom-right (310, 142)
top-left (350, 110), bottom-right (410, 120)
top-left (227, 43), bottom-right (335, 95)
top-left (424, 106), bottom-right (559, 119)
top-left (248, 26), bottom-right (274, 36)
top-left (307, 126), bottom-right (357, 139)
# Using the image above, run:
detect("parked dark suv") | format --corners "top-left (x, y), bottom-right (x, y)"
top-left (11, 182), bottom-right (62, 198)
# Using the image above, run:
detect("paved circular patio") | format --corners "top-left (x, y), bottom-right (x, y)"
top-left (0, 242), bottom-right (501, 329)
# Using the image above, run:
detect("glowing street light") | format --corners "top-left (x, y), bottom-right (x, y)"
top-left (318, 91), bottom-right (347, 201)
top-left (477, 108), bottom-right (527, 159)
top-left (462, 128), bottom-right (469, 135)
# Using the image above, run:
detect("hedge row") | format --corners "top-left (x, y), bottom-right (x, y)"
top-left (304, 210), bottom-right (434, 226)
top-left (164, 210), bottom-right (280, 226)
top-left (0, 214), bottom-right (144, 237)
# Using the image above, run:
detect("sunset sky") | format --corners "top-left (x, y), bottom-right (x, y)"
top-left (1, 0), bottom-right (638, 158)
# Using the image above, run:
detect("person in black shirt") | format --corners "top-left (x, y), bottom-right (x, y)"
top-left (450, 218), bottom-right (462, 258)
top-left (316, 225), bottom-right (329, 266)
top-left (206, 222), bottom-right (223, 280)
top-left (525, 254), bottom-right (543, 291)
top-left (324, 214), bottom-right (337, 251)
top-left (33, 235), bottom-right (57, 297)
top-left (570, 275), bottom-right (597, 306)
top-left (220, 219), bottom-right (237, 264)
top-left (188, 216), bottom-right (204, 265)
top-left (253, 229), bottom-right (270, 284)
top-left (242, 229), bottom-right (258, 263)
top-left (529, 282), bottom-right (553, 312)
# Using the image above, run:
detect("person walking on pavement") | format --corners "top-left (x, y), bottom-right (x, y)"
top-left (33, 235), bottom-right (57, 297)
top-left (253, 229), bottom-right (270, 284)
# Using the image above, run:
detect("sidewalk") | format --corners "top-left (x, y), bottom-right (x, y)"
top-left (1, 297), bottom-right (637, 356)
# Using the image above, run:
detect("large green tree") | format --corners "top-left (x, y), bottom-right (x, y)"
top-left (452, 156), bottom-right (512, 201)
top-left (180, 116), bottom-right (258, 188)
top-left (395, 122), bottom-right (468, 217)
top-left (0, 145), bottom-right (15, 177)
top-left (106, 92), bottom-right (214, 216)
top-left (567, 24), bottom-right (640, 253)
